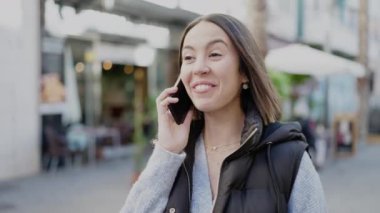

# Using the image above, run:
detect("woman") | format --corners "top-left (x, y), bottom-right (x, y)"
top-left (120, 14), bottom-right (327, 213)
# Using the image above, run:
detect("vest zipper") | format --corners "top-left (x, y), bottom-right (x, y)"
top-left (183, 162), bottom-right (192, 205)
top-left (266, 141), bottom-right (281, 213)
top-left (211, 127), bottom-right (258, 212)
top-left (242, 127), bottom-right (258, 145)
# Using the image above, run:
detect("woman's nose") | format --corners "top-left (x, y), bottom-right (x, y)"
top-left (192, 58), bottom-right (210, 75)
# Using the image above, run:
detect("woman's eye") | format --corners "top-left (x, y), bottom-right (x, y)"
top-left (183, 56), bottom-right (194, 62)
top-left (209, 53), bottom-right (222, 57)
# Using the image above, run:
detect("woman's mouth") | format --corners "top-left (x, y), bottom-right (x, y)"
top-left (191, 81), bottom-right (217, 94)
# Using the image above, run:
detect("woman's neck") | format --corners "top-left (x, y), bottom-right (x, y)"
top-left (203, 103), bottom-right (245, 147)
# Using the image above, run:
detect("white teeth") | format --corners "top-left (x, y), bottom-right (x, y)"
top-left (194, 84), bottom-right (212, 92)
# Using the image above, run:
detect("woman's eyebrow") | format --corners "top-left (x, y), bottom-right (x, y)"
top-left (182, 45), bottom-right (194, 51)
top-left (207, 39), bottom-right (228, 48)
top-left (182, 38), bottom-right (228, 52)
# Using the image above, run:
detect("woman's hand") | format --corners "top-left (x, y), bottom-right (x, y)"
top-left (155, 86), bottom-right (193, 153)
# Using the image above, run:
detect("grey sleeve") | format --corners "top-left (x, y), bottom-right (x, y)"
top-left (288, 152), bottom-right (328, 213)
top-left (119, 144), bottom-right (186, 213)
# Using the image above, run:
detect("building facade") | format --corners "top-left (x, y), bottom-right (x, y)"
top-left (0, 0), bottom-right (41, 181)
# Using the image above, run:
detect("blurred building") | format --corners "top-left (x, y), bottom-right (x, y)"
top-left (1, 0), bottom-right (379, 181)
top-left (0, 0), bottom-right (41, 180)
top-left (40, 0), bottom-right (200, 177)
top-left (267, 0), bottom-right (379, 65)
top-left (266, 0), bottom-right (380, 127)
top-left (0, 0), bottom-right (248, 181)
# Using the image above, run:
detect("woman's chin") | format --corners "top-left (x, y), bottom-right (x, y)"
top-left (193, 102), bottom-right (217, 113)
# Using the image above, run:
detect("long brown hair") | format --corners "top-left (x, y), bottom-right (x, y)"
top-left (179, 14), bottom-right (281, 124)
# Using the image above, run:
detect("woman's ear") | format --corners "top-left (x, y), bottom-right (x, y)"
top-left (241, 73), bottom-right (249, 84)
top-left (239, 66), bottom-right (249, 83)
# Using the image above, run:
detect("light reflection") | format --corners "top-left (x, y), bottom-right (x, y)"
top-left (124, 65), bottom-right (134, 75)
top-left (103, 60), bottom-right (113, 71)
top-left (75, 62), bottom-right (85, 73)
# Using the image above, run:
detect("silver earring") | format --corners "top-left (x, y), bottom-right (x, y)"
top-left (242, 83), bottom-right (249, 90)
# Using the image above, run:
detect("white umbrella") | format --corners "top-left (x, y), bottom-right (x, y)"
top-left (265, 44), bottom-right (365, 77)
top-left (63, 46), bottom-right (82, 125)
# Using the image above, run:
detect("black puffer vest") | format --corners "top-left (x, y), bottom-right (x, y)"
top-left (164, 111), bottom-right (308, 213)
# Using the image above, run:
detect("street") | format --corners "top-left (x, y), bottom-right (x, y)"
top-left (0, 143), bottom-right (379, 213)
top-left (319, 143), bottom-right (380, 213)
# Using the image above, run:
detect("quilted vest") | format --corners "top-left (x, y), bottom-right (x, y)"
top-left (164, 121), bottom-right (308, 213)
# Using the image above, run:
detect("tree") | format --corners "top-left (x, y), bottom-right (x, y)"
top-left (40, 0), bottom-right (45, 30)
top-left (248, 0), bottom-right (268, 56)
top-left (358, 0), bottom-right (369, 142)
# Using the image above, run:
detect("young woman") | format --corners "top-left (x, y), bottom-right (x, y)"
top-left (120, 14), bottom-right (327, 213)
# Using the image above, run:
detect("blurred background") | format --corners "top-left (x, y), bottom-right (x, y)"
top-left (0, 0), bottom-right (379, 212)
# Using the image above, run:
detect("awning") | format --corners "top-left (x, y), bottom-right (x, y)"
top-left (265, 44), bottom-right (365, 77)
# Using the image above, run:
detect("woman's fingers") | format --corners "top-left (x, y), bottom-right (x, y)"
top-left (156, 87), bottom-right (177, 103)
top-left (156, 87), bottom-right (179, 119)
top-left (160, 97), bottom-right (179, 108)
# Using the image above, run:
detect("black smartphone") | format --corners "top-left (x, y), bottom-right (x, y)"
top-left (168, 79), bottom-right (193, 125)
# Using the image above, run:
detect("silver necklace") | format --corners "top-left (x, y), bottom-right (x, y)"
top-left (206, 142), bottom-right (240, 151)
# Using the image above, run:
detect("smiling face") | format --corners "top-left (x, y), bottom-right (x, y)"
top-left (180, 21), bottom-right (247, 113)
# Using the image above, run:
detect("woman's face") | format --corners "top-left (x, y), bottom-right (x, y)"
top-left (180, 21), bottom-right (247, 113)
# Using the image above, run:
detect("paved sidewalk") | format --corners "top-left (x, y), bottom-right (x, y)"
top-left (0, 157), bottom-right (135, 213)
top-left (0, 143), bottom-right (379, 213)
top-left (319, 143), bottom-right (380, 213)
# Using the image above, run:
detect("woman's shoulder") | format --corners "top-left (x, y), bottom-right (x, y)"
top-left (261, 121), bottom-right (308, 148)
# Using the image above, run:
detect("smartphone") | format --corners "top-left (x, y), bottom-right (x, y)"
top-left (168, 79), bottom-right (193, 125)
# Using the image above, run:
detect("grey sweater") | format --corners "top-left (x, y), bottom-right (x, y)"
top-left (120, 137), bottom-right (327, 213)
